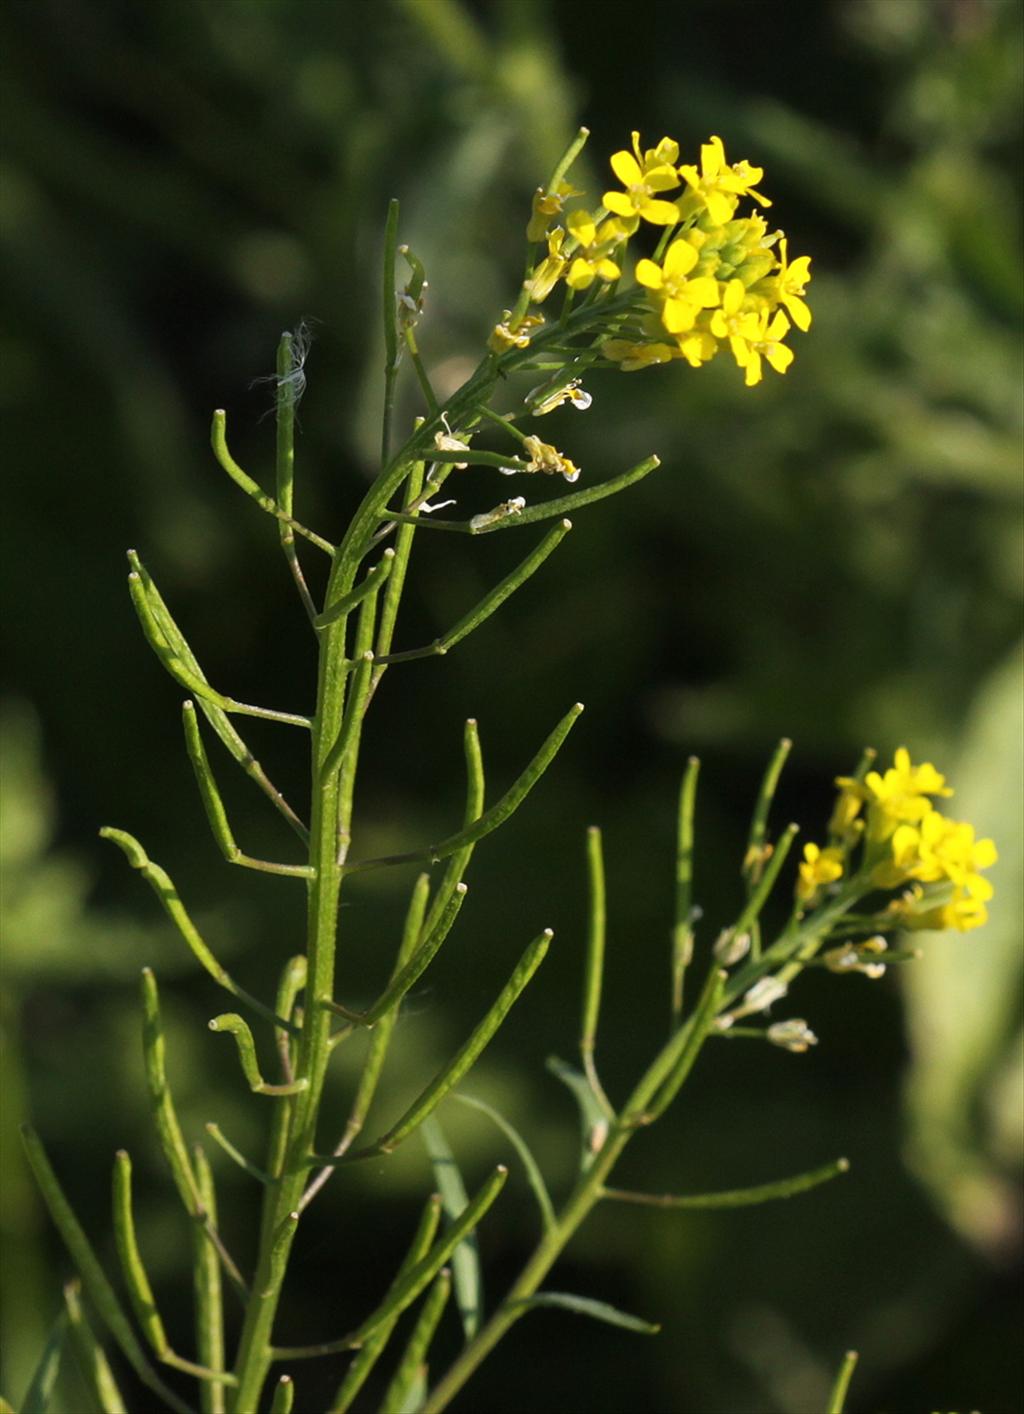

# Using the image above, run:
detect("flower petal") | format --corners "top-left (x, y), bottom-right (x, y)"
top-left (610, 150), bottom-right (642, 186)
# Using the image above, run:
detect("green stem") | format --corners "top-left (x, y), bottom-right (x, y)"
top-left (421, 1122), bottom-right (632, 1414)
top-left (224, 293), bottom-right (649, 1408)
top-left (422, 970), bottom-right (725, 1413)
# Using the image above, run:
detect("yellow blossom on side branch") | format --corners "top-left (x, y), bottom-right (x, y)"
top-left (797, 842), bottom-right (845, 902)
top-left (809, 747), bottom-right (999, 936)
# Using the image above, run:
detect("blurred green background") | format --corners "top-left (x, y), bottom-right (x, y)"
top-left (2, 0), bottom-right (1021, 1410)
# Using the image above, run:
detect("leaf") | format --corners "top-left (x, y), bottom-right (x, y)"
top-left (450, 1093), bottom-right (555, 1233)
top-left (396, 1366), bottom-right (427, 1414)
top-left (420, 1117), bottom-right (481, 1341)
top-left (545, 1056), bottom-right (609, 1172)
top-left (62, 1282), bottom-right (130, 1414)
top-left (20, 1308), bottom-right (67, 1414)
top-left (512, 1291), bottom-right (661, 1336)
top-left (825, 1349), bottom-right (859, 1414)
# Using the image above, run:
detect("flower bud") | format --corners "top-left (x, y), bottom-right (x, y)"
top-left (767, 1019), bottom-right (818, 1053)
top-left (713, 929), bottom-right (751, 966)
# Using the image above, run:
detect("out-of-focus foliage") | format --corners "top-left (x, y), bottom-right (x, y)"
top-left (1, 1), bottom-right (1020, 1411)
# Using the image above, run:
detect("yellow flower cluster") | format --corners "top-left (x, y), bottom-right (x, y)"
top-left (817, 748), bottom-right (998, 933)
top-left (520, 132), bottom-right (812, 387)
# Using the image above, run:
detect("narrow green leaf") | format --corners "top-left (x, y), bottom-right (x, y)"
top-left (19, 1308), bottom-right (67, 1414)
top-left (450, 1093), bottom-right (555, 1234)
top-left (275, 329), bottom-right (299, 510)
top-left (396, 1368), bottom-right (427, 1414)
top-left (139, 969), bottom-right (248, 1301)
top-left (672, 756), bottom-right (700, 1019)
top-left (111, 1151), bottom-right (170, 1358)
top-left (126, 562), bottom-right (310, 728)
top-left (139, 969), bottom-right (200, 1215)
top-left (380, 1270), bottom-right (451, 1414)
top-left (191, 1147), bottom-right (225, 1414)
top-left (381, 198), bottom-right (401, 462)
top-left (420, 1118), bottom-right (481, 1341)
top-left (579, 826), bottom-right (614, 1119)
top-left (826, 1349), bottom-right (859, 1414)
top-left (208, 1014), bottom-right (308, 1096)
top-left (546, 1056), bottom-right (610, 1173)
top-left (373, 459), bottom-right (425, 669)
top-left (378, 520), bottom-right (572, 665)
top-left (278, 1168), bottom-right (504, 1371)
top-left (111, 1153), bottom-right (236, 1389)
top-left (383, 456), bottom-right (661, 535)
top-left (20, 1131), bottom-right (190, 1414)
top-left (580, 826), bottom-right (606, 1058)
top-left (268, 1374), bottom-right (295, 1414)
top-left (181, 704), bottom-right (313, 878)
top-left (128, 552), bottom-right (307, 839)
top-left (210, 409), bottom-right (334, 554)
top-left (352, 1167), bottom-right (506, 1347)
top-left (62, 1282), bottom-right (129, 1414)
top-left (345, 704), bottom-right (583, 874)
top-left (744, 738), bottom-right (792, 892)
top-left (102, 833), bottom-right (299, 1036)
top-left (417, 718), bottom-right (485, 946)
top-left (329, 883), bottom-right (467, 1028)
top-left (274, 329), bottom-right (318, 622)
top-left (315, 553), bottom-right (395, 629)
top-left (511, 1291), bottom-right (660, 1336)
top-left (323, 1195), bottom-right (442, 1412)
top-left (732, 822), bottom-right (799, 942)
top-left (601, 1156), bottom-right (850, 1210)
top-left (365, 930), bottom-right (552, 1157)
top-left (346, 868), bottom-right (432, 1117)
top-left (546, 125), bottom-right (590, 194)
top-left (322, 651), bottom-right (376, 782)
top-left (641, 966), bottom-right (727, 1122)
top-left (204, 1124), bottom-right (269, 1184)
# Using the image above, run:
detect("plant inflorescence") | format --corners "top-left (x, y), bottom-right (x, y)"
top-left (16, 127), bottom-right (995, 1414)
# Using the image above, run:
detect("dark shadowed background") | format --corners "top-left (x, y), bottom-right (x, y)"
top-left (2, 1), bottom-right (1022, 1410)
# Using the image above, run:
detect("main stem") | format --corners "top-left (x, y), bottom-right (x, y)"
top-left (228, 315), bottom-right (628, 1408)
top-left (229, 591), bottom-right (351, 1411)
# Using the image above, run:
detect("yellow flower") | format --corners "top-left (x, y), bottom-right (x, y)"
top-left (526, 181), bottom-right (583, 243)
top-left (772, 237), bottom-right (813, 332)
top-left (797, 842), bottom-right (844, 902)
top-left (872, 807), bottom-right (998, 894)
top-left (894, 881), bottom-right (992, 933)
top-left (828, 782), bottom-right (864, 844)
top-left (857, 747), bottom-right (953, 841)
top-left (676, 327), bottom-right (719, 368)
top-left (601, 338), bottom-right (680, 372)
top-left (636, 239), bottom-right (720, 334)
top-left (911, 811), bottom-right (997, 886)
top-left (729, 307), bottom-right (794, 387)
top-left (678, 135), bottom-right (771, 226)
top-left (602, 131), bottom-right (680, 226)
top-left (488, 311), bottom-right (544, 353)
top-left (524, 228), bottom-right (568, 303)
top-left (564, 210), bottom-right (624, 290)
